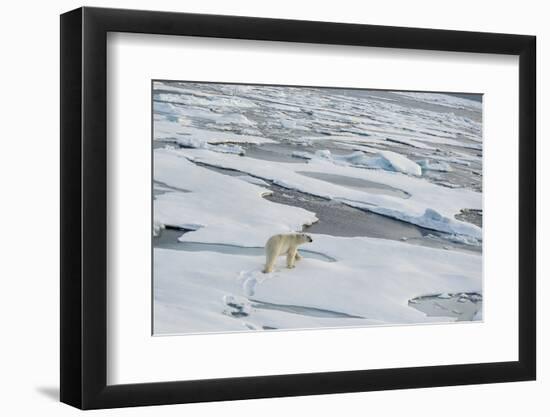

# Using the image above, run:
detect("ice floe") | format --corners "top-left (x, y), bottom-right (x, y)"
top-left (173, 138), bottom-right (245, 155)
top-left (418, 159), bottom-right (453, 172)
top-left (214, 113), bottom-right (256, 127)
top-left (154, 232), bottom-right (481, 333)
top-left (170, 148), bottom-right (481, 239)
top-left (292, 149), bottom-right (421, 176)
top-left (154, 149), bottom-right (318, 247)
top-left (393, 91), bottom-right (482, 111)
top-left (235, 175), bottom-right (271, 187)
top-left (155, 120), bottom-right (276, 146)
top-left (375, 150), bottom-right (422, 176)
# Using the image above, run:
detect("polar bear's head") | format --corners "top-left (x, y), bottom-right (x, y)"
top-left (297, 233), bottom-right (313, 244)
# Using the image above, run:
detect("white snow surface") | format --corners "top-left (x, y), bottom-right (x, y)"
top-left (235, 175), bottom-right (271, 187)
top-left (154, 149), bottom-right (318, 246)
top-left (154, 233), bottom-right (481, 334)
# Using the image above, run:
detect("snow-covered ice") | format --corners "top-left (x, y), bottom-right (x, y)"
top-left (393, 91), bottom-right (483, 111)
top-left (152, 81), bottom-right (483, 334)
top-left (374, 150), bottom-right (422, 176)
top-left (154, 233), bottom-right (481, 333)
top-left (172, 148), bottom-right (481, 239)
top-left (291, 149), bottom-right (422, 176)
top-left (154, 149), bottom-right (318, 247)
top-left (418, 159), bottom-right (453, 172)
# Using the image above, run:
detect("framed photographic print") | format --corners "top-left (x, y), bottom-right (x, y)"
top-left (60, 6), bottom-right (536, 409)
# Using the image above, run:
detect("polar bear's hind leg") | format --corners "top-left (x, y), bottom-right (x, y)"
top-left (263, 241), bottom-right (278, 273)
top-left (263, 251), bottom-right (277, 273)
top-left (263, 237), bottom-right (275, 273)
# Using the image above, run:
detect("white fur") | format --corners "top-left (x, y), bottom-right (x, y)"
top-left (263, 233), bottom-right (312, 273)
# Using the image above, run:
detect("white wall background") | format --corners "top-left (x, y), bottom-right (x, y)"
top-left (0, 0), bottom-right (545, 415)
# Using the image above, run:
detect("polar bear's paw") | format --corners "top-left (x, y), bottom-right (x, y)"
top-left (243, 277), bottom-right (257, 297)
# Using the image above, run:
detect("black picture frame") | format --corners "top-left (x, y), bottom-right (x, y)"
top-left (60, 6), bottom-right (536, 410)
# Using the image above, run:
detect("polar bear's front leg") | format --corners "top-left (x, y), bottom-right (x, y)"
top-left (286, 249), bottom-right (297, 269)
top-left (295, 251), bottom-right (302, 261)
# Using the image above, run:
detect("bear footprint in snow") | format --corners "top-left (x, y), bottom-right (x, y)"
top-left (239, 270), bottom-right (269, 297)
top-left (222, 295), bottom-right (251, 318)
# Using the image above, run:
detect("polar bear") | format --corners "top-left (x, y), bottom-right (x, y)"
top-left (263, 233), bottom-right (313, 273)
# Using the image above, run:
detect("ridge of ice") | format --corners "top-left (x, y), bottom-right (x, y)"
top-left (291, 149), bottom-right (422, 176)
